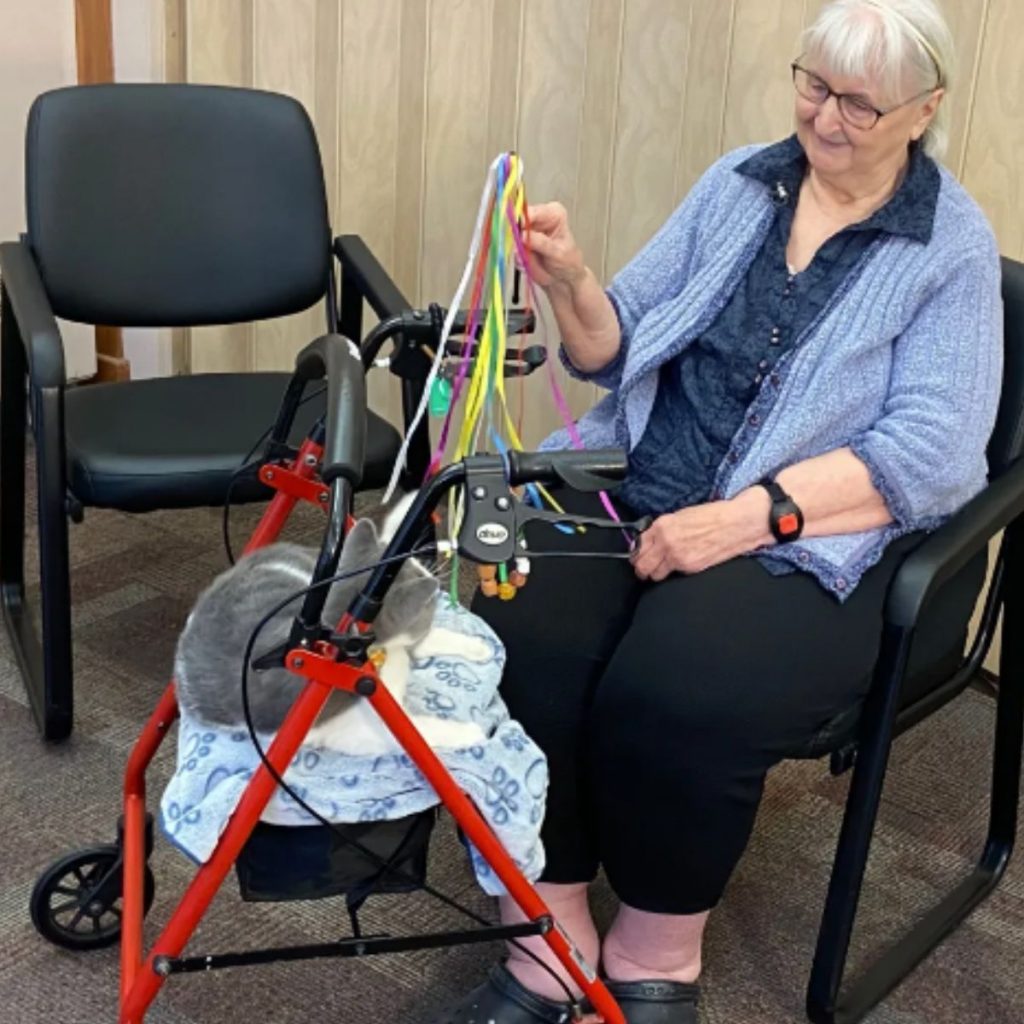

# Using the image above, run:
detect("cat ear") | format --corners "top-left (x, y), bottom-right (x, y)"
top-left (321, 521), bottom-right (380, 628)
top-left (378, 575), bottom-right (439, 644)
top-left (338, 518), bottom-right (382, 576)
top-left (378, 491), bottom-right (417, 542)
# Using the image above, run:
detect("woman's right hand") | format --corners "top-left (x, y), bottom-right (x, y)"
top-left (524, 202), bottom-right (587, 292)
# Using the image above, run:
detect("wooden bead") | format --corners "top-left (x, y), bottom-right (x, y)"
top-left (478, 564), bottom-right (498, 582)
top-left (480, 579), bottom-right (499, 597)
top-left (497, 582), bottom-right (517, 601)
top-left (509, 570), bottom-right (527, 588)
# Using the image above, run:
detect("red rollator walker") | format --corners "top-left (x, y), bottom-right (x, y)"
top-left (30, 321), bottom-right (644, 1024)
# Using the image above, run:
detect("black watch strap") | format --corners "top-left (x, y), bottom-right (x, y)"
top-left (758, 476), bottom-right (804, 543)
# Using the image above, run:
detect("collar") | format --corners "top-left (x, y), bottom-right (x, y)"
top-left (734, 133), bottom-right (939, 244)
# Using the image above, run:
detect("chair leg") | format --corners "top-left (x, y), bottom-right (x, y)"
top-left (0, 294), bottom-right (73, 740)
top-left (34, 384), bottom-right (74, 740)
top-left (807, 551), bottom-right (1024, 1023)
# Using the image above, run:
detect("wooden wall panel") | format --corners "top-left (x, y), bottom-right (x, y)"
top-left (962, 0), bottom-right (1024, 260)
top-left (486, 0), bottom-right (524, 160)
top-left (252, 0), bottom-right (320, 371)
top-left (173, 0), bottom-right (1024, 405)
top-left (392, 0), bottom-right (430, 303)
top-left (605, 0), bottom-right (692, 278)
top-left (514, 0), bottom-right (594, 443)
top-left (574, 0), bottom-right (625, 285)
top-left (675, 0), bottom-right (735, 201)
top-left (419, 0), bottom-right (495, 306)
top-left (722, 0), bottom-right (806, 154)
top-left (940, 0), bottom-right (989, 179)
top-left (185, 0), bottom-right (253, 373)
top-left (336, 0), bottom-right (404, 423)
top-left (314, 0), bottom-right (341, 224)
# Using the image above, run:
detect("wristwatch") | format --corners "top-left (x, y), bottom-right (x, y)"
top-left (758, 476), bottom-right (804, 543)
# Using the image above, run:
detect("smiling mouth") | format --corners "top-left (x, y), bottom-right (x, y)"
top-left (814, 133), bottom-right (849, 148)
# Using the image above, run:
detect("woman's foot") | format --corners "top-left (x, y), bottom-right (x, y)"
top-left (433, 963), bottom-right (581, 1023)
top-left (601, 978), bottom-right (700, 1024)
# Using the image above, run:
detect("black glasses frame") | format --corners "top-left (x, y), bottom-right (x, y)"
top-left (791, 62), bottom-right (939, 130)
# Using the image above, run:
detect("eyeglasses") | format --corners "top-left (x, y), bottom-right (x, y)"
top-left (791, 63), bottom-right (938, 130)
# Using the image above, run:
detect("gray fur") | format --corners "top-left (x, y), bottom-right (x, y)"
top-left (174, 511), bottom-right (439, 734)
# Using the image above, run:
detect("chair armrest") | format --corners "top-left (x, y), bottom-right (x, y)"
top-left (885, 457), bottom-right (1024, 628)
top-left (0, 241), bottom-right (65, 389)
top-left (333, 234), bottom-right (411, 320)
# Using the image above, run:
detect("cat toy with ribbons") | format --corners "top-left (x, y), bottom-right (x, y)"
top-left (383, 151), bottom-right (634, 605)
top-left (31, 311), bottom-right (640, 1022)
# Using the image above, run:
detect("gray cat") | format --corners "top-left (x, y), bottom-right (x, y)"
top-left (174, 504), bottom-right (489, 756)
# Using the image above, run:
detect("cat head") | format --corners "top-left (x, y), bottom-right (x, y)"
top-left (324, 511), bottom-right (439, 646)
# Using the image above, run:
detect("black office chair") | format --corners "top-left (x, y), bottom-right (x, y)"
top-left (791, 256), bottom-right (1024, 1022)
top-left (0, 84), bottom-right (403, 741)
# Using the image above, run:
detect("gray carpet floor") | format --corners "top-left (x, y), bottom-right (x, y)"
top-left (1, 492), bottom-right (1022, 1023)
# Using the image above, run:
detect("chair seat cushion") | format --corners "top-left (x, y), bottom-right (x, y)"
top-left (64, 373), bottom-right (401, 511)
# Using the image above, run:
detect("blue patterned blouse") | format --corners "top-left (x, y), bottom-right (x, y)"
top-left (618, 134), bottom-right (940, 517)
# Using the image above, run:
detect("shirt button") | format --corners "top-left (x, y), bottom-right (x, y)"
top-left (835, 577), bottom-right (848, 591)
top-left (770, 373), bottom-right (781, 386)
top-left (753, 373), bottom-right (763, 386)
top-left (771, 326), bottom-right (781, 336)
top-left (727, 451), bottom-right (739, 464)
top-left (748, 413), bottom-right (760, 427)
top-left (758, 358), bottom-right (769, 371)
top-left (798, 551), bottom-right (810, 564)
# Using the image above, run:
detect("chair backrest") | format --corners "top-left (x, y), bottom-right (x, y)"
top-left (24, 84), bottom-right (330, 327)
top-left (988, 257), bottom-right (1024, 477)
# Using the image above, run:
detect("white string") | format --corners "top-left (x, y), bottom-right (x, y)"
top-left (382, 154), bottom-right (504, 502)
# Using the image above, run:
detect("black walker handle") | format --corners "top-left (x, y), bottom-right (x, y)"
top-left (293, 334), bottom-right (367, 488)
top-left (506, 448), bottom-right (628, 492)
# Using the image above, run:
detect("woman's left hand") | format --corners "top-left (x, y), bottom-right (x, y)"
top-left (630, 492), bottom-right (773, 581)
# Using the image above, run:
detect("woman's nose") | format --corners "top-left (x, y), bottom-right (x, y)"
top-left (814, 95), bottom-right (846, 136)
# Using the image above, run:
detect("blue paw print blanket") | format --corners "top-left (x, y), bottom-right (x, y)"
top-left (160, 598), bottom-right (547, 895)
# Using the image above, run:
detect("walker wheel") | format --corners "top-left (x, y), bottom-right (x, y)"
top-left (30, 845), bottom-right (155, 951)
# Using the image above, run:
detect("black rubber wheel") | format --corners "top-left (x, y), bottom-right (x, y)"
top-left (30, 844), bottom-right (155, 951)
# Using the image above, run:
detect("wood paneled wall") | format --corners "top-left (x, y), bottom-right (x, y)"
top-left (169, 0), bottom-right (1024, 445)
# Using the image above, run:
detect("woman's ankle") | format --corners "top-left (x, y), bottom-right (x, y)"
top-left (500, 883), bottom-right (599, 1002)
top-left (601, 905), bottom-right (707, 985)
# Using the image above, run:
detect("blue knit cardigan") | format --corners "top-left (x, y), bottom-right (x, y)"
top-left (542, 144), bottom-right (1004, 599)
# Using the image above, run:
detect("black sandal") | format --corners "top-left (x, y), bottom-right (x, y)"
top-left (599, 979), bottom-right (700, 1023)
top-left (433, 963), bottom-right (581, 1023)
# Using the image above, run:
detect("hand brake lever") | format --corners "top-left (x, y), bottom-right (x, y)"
top-left (457, 457), bottom-right (650, 563)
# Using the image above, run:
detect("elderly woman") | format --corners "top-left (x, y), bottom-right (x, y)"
top-left (439, 1), bottom-right (1002, 1022)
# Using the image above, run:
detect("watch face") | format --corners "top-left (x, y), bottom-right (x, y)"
top-left (777, 511), bottom-right (801, 536)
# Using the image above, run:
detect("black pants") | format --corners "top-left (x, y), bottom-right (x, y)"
top-left (472, 493), bottom-right (985, 915)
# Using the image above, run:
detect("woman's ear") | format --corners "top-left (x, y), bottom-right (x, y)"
top-left (911, 87), bottom-right (944, 143)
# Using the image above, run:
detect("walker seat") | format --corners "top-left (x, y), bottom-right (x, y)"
top-left (161, 597), bottom-right (548, 899)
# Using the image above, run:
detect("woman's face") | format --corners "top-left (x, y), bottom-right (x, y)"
top-left (794, 60), bottom-right (942, 181)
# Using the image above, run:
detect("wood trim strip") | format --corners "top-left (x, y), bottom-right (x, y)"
top-left (74, 0), bottom-right (130, 381)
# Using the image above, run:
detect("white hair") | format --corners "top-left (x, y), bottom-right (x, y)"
top-left (800, 0), bottom-right (954, 159)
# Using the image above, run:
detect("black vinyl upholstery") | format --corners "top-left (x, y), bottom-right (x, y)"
top-left (64, 374), bottom-right (400, 512)
top-left (20, 83), bottom-right (402, 513)
top-left (26, 85), bottom-right (330, 326)
top-left (989, 258), bottom-right (1024, 475)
